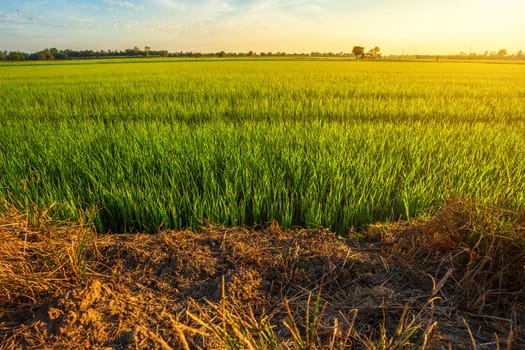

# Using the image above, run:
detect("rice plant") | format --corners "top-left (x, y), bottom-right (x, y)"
top-left (1, 59), bottom-right (524, 233)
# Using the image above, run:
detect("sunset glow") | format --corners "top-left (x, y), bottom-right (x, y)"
top-left (1, 0), bottom-right (524, 54)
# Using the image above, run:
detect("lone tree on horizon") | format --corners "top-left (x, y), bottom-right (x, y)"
top-left (352, 46), bottom-right (365, 58)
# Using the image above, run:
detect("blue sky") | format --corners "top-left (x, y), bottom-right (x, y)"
top-left (0, 0), bottom-right (524, 54)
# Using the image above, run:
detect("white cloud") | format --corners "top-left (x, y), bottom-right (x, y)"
top-left (104, 0), bottom-right (144, 12)
top-left (0, 10), bottom-right (25, 23)
top-left (79, 4), bottom-right (102, 11)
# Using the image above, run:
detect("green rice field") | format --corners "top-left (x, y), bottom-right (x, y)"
top-left (1, 58), bottom-right (524, 233)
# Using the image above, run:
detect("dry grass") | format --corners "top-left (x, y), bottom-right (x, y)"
top-left (0, 199), bottom-right (523, 349)
top-left (384, 199), bottom-right (525, 346)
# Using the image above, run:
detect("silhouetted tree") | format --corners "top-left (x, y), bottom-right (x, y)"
top-left (352, 46), bottom-right (365, 58)
top-left (55, 51), bottom-right (68, 59)
top-left (369, 46), bottom-right (380, 55)
top-left (497, 49), bottom-right (507, 57)
top-left (7, 51), bottom-right (27, 60)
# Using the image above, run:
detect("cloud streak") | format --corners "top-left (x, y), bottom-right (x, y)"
top-left (104, 0), bottom-right (144, 12)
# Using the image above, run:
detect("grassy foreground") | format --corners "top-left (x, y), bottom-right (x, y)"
top-left (1, 59), bottom-right (525, 233)
top-left (1, 199), bottom-right (524, 349)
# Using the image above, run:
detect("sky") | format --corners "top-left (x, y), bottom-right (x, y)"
top-left (0, 0), bottom-right (524, 55)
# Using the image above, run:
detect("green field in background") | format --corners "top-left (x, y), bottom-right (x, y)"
top-left (1, 59), bottom-right (524, 233)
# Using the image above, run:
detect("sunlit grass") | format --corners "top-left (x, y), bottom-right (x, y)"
top-left (1, 59), bottom-right (524, 233)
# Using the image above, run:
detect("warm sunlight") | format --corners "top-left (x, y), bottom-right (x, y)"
top-left (2, 1), bottom-right (525, 349)
top-left (1, 0), bottom-right (524, 54)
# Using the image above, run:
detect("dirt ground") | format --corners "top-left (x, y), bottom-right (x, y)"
top-left (1, 200), bottom-right (524, 349)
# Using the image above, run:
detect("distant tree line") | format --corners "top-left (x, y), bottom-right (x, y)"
top-left (412, 49), bottom-right (525, 60)
top-left (0, 45), bottom-right (379, 61)
top-left (1, 46), bottom-right (524, 61)
top-left (0, 46), bottom-right (169, 61)
top-left (0, 47), bottom-right (360, 61)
